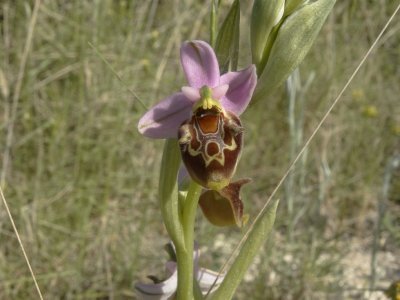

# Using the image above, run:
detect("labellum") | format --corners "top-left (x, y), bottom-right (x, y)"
top-left (178, 101), bottom-right (243, 191)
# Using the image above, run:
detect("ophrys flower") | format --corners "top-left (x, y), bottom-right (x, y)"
top-left (138, 40), bottom-right (256, 191)
top-left (138, 40), bottom-right (256, 228)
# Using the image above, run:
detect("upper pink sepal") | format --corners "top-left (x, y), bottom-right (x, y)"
top-left (180, 40), bottom-right (220, 89)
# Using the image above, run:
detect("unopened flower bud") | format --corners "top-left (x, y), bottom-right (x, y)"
top-left (251, 0), bottom-right (285, 66)
top-left (254, 0), bottom-right (336, 101)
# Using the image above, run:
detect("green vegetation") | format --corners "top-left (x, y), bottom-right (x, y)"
top-left (1, 1), bottom-right (399, 299)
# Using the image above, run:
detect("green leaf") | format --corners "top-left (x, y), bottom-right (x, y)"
top-left (251, 0), bottom-right (285, 67)
top-left (253, 0), bottom-right (336, 102)
top-left (158, 139), bottom-right (185, 249)
top-left (210, 0), bottom-right (218, 47)
top-left (211, 199), bottom-right (279, 300)
top-left (215, 0), bottom-right (240, 73)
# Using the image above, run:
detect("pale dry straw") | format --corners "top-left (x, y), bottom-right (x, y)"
top-left (0, 185), bottom-right (44, 300)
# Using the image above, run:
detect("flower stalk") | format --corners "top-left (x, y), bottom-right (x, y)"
top-left (175, 180), bottom-right (202, 299)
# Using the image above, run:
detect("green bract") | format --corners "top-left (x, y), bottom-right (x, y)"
top-left (158, 139), bottom-right (185, 250)
top-left (252, 0), bottom-right (336, 101)
top-left (211, 199), bottom-right (280, 300)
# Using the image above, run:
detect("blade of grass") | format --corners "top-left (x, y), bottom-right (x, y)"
top-left (214, 0), bottom-right (240, 72)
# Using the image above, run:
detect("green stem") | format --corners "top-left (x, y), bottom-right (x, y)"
top-left (183, 181), bottom-right (202, 246)
top-left (176, 180), bottom-right (202, 300)
top-left (175, 247), bottom-right (193, 300)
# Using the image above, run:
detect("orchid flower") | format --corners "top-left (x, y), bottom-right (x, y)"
top-left (138, 40), bottom-right (257, 228)
top-left (135, 243), bottom-right (224, 300)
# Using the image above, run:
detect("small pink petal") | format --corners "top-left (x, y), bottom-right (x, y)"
top-left (165, 261), bottom-right (177, 275)
top-left (196, 267), bottom-right (225, 294)
top-left (135, 262), bottom-right (177, 299)
top-left (212, 84), bottom-right (229, 100)
top-left (181, 40), bottom-right (220, 89)
top-left (138, 93), bottom-right (193, 139)
top-left (135, 241), bottom-right (221, 299)
top-left (219, 65), bottom-right (257, 115)
top-left (181, 86), bottom-right (200, 102)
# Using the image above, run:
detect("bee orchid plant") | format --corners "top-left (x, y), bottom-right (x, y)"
top-left (139, 40), bottom-right (256, 229)
top-left (135, 1), bottom-right (335, 299)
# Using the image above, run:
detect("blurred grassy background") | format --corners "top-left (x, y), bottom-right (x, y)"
top-left (0, 0), bottom-right (399, 299)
